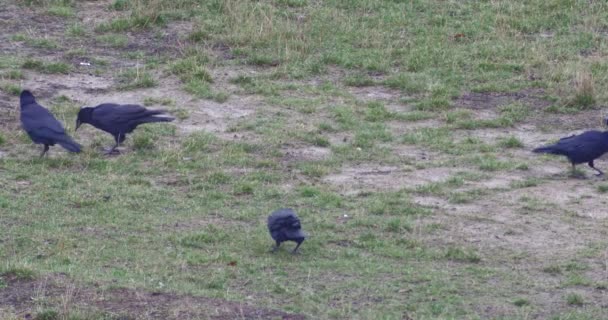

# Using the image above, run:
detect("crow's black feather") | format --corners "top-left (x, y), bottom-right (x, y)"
top-left (76, 103), bottom-right (174, 153)
top-left (267, 208), bottom-right (306, 254)
top-left (533, 130), bottom-right (608, 175)
top-left (20, 90), bottom-right (81, 157)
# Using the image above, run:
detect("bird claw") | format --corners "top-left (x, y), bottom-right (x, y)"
top-left (291, 250), bottom-right (301, 255)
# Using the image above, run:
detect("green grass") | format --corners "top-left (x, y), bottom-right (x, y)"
top-left (0, 82), bottom-right (21, 96)
top-left (22, 59), bottom-right (71, 74)
top-left (116, 67), bottom-right (157, 90)
top-left (1, 1), bottom-right (608, 319)
top-left (96, 34), bottom-right (129, 47)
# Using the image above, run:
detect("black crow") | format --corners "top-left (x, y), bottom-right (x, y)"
top-left (75, 103), bottom-right (174, 154)
top-left (19, 90), bottom-right (81, 157)
top-left (533, 130), bottom-right (608, 176)
top-left (267, 208), bottom-right (307, 254)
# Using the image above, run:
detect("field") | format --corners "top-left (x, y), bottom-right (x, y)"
top-left (0, 0), bottom-right (607, 319)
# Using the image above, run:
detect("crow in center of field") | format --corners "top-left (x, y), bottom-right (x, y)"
top-left (267, 208), bottom-right (307, 254)
top-left (75, 103), bottom-right (174, 154)
top-left (19, 90), bottom-right (81, 157)
top-left (533, 129), bottom-right (608, 176)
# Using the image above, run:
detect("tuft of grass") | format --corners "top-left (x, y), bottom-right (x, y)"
top-left (116, 68), bottom-right (157, 90)
top-left (542, 265), bottom-right (562, 275)
top-left (510, 178), bottom-right (540, 189)
top-left (184, 79), bottom-right (229, 102)
top-left (170, 55), bottom-right (212, 83)
top-left (181, 131), bottom-right (217, 153)
top-left (2, 267), bottom-right (36, 280)
top-left (344, 73), bottom-right (375, 87)
top-left (22, 59), bottom-right (70, 74)
top-left (1, 83), bottom-right (21, 96)
top-left (110, 0), bottom-right (129, 11)
top-left (3, 69), bottom-right (24, 80)
top-left (497, 136), bottom-right (524, 148)
top-left (596, 184), bottom-right (608, 193)
top-left (143, 97), bottom-right (174, 106)
top-left (66, 23), bottom-right (86, 37)
top-left (384, 73), bottom-right (427, 93)
top-left (47, 5), bottom-right (74, 17)
top-left (570, 70), bottom-right (595, 109)
top-left (34, 310), bottom-right (59, 320)
top-left (96, 34), bottom-right (129, 47)
top-left (512, 298), bottom-right (530, 307)
top-left (566, 293), bottom-right (584, 306)
top-left (365, 101), bottom-right (393, 122)
top-left (12, 34), bottom-right (60, 49)
top-left (445, 247), bottom-right (481, 263)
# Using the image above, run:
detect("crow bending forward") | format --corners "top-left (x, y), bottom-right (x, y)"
top-left (19, 90), bottom-right (81, 157)
top-left (76, 103), bottom-right (174, 154)
top-left (267, 208), bottom-right (307, 254)
top-left (533, 130), bottom-right (608, 176)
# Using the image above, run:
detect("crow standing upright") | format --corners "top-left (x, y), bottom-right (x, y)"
top-left (267, 208), bottom-right (307, 254)
top-left (19, 90), bottom-right (81, 157)
top-left (533, 128), bottom-right (608, 176)
top-left (75, 103), bottom-right (174, 154)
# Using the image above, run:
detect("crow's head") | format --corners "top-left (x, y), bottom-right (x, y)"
top-left (75, 107), bottom-right (93, 131)
top-left (19, 90), bottom-right (36, 107)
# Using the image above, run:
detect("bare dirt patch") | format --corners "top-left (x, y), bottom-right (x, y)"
top-left (454, 88), bottom-right (551, 110)
top-left (419, 179), bottom-right (608, 318)
top-left (532, 108), bottom-right (607, 131)
top-left (323, 164), bottom-right (458, 195)
top-left (0, 273), bottom-right (305, 320)
top-left (346, 85), bottom-right (403, 103)
top-left (281, 144), bottom-right (331, 162)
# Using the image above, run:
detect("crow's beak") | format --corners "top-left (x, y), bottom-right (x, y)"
top-left (75, 120), bottom-right (81, 131)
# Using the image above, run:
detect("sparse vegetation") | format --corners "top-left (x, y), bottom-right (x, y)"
top-left (116, 67), bottom-right (157, 90)
top-left (0, 0), bottom-right (607, 319)
top-left (22, 59), bottom-right (70, 74)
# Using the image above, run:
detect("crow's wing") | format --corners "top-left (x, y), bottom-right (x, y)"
top-left (554, 131), bottom-right (608, 160)
top-left (20, 102), bottom-right (66, 135)
top-left (91, 104), bottom-right (153, 125)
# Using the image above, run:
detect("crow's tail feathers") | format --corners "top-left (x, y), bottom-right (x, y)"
top-left (140, 115), bottom-right (175, 124)
top-left (57, 136), bottom-right (81, 153)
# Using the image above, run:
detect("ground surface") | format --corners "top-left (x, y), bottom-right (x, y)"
top-left (0, 1), bottom-right (607, 319)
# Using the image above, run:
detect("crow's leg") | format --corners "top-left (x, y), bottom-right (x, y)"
top-left (270, 241), bottom-right (281, 253)
top-left (569, 163), bottom-right (578, 175)
top-left (291, 239), bottom-right (305, 255)
top-left (104, 142), bottom-right (120, 155)
top-left (588, 160), bottom-right (604, 176)
top-left (104, 134), bottom-right (122, 155)
top-left (39, 144), bottom-right (49, 158)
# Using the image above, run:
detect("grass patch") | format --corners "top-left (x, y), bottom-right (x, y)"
top-left (2, 267), bottom-right (36, 280)
top-left (566, 293), bottom-right (584, 306)
top-left (47, 4), bottom-right (74, 17)
top-left (22, 59), bottom-right (70, 74)
top-left (2, 1), bottom-right (608, 319)
top-left (497, 136), bottom-right (524, 148)
top-left (116, 68), bottom-right (157, 90)
top-left (1, 82), bottom-right (21, 96)
top-left (445, 247), bottom-right (481, 263)
top-left (512, 298), bottom-right (530, 307)
top-left (96, 34), bottom-right (129, 47)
